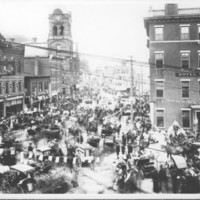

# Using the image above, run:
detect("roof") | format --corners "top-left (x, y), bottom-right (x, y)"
top-left (53, 8), bottom-right (63, 15)
top-left (10, 164), bottom-right (35, 173)
top-left (24, 43), bottom-right (48, 57)
top-left (37, 147), bottom-right (51, 152)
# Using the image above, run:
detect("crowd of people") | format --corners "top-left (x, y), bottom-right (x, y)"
top-left (0, 86), bottom-right (200, 193)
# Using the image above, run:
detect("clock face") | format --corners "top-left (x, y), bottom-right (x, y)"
top-left (55, 15), bottom-right (61, 21)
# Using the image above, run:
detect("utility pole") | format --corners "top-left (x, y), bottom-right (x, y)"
top-left (130, 56), bottom-right (134, 129)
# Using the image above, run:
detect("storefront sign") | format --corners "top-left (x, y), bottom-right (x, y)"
top-left (175, 72), bottom-right (200, 77)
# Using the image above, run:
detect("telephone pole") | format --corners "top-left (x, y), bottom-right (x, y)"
top-left (130, 56), bottom-right (134, 129)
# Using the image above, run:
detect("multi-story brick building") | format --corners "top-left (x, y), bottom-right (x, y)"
top-left (144, 4), bottom-right (200, 131)
top-left (0, 35), bottom-right (25, 117)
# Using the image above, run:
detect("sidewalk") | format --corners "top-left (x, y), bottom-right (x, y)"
top-left (140, 178), bottom-right (154, 193)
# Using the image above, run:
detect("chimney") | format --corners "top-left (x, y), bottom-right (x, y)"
top-left (32, 37), bottom-right (37, 43)
top-left (9, 38), bottom-right (15, 42)
top-left (165, 4), bottom-right (178, 16)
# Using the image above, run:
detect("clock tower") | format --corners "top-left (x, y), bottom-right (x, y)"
top-left (48, 8), bottom-right (73, 57)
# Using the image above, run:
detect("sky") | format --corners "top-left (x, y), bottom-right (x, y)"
top-left (0, 0), bottom-right (199, 70)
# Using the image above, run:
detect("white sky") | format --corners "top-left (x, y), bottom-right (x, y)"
top-left (0, 0), bottom-right (199, 70)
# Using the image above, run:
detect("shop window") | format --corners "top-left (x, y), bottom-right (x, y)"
top-left (182, 81), bottom-right (189, 98)
top-left (155, 53), bottom-right (164, 68)
top-left (182, 110), bottom-right (190, 128)
top-left (6, 82), bottom-right (9, 94)
top-left (44, 81), bottom-right (49, 90)
top-left (181, 53), bottom-right (190, 69)
top-left (156, 81), bottom-right (164, 98)
top-left (155, 27), bottom-right (163, 40)
top-left (19, 81), bottom-right (22, 92)
top-left (39, 82), bottom-right (43, 92)
top-left (180, 26), bottom-right (190, 40)
top-left (12, 82), bottom-right (15, 93)
top-left (32, 82), bottom-right (37, 93)
top-left (156, 110), bottom-right (164, 127)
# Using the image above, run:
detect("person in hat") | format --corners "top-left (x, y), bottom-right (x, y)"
top-left (28, 143), bottom-right (33, 152)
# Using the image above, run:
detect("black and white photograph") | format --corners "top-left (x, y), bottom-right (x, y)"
top-left (0, 0), bottom-right (200, 197)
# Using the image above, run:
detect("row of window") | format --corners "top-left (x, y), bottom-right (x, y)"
top-left (155, 51), bottom-right (200, 69)
top-left (154, 25), bottom-right (200, 40)
top-left (51, 69), bottom-right (62, 78)
top-left (0, 81), bottom-right (22, 95)
top-left (155, 80), bottom-right (198, 98)
top-left (32, 81), bottom-right (49, 93)
top-left (156, 109), bottom-right (190, 128)
top-left (51, 82), bottom-right (61, 91)
top-left (53, 25), bottom-right (64, 36)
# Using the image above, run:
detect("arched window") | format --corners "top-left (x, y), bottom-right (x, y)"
top-left (60, 26), bottom-right (64, 36)
top-left (53, 26), bottom-right (57, 36)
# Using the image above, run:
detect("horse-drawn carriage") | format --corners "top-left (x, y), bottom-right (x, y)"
top-left (41, 125), bottom-right (63, 140)
top-left (87, 134), bottom-right (101, 148)
top-left (75, 143), bottom-right (96, 169)
top-left (0, 164), bottom-right (37, 193)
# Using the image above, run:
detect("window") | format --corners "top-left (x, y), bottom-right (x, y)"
top-left (0, 82), bottom-right (2, 95)
top-left (12, 82), bottom-right (15, 93)
top-left (155, 27), bottom-right (163, 40)
top-left (198, 53), bottom-right (200, 68)
top-left (156, 81), bottom-right (164, 98)
top-left (5, 82), bottom-right (9, 94)
top-left (32, 82), bottom-right (37, 93)
top-left (18, 60), bottom-right (21, 73)
top-left (39, 82), bottom-right (43, 92)
top-left (156, 110), bottom-right (164, 127)
top-left (19, 81), bottom-right (22, 92)
top-left (155, 53), bottom-right (164, 68)
top-left (44, 81), bottom-right (49, 90)
top-left (198, 26), bottom-right (200, 39)
top-left (182, 81), bottom-right (189, 98)
top-left (180, 26), bottom-right (189, 40)
top-left (199, 81), bottom-right (200, 97)
top-left (181, 53), bottom-right (190, 69)
top-left (182, 110), bottom-right (190, 128)
top-left (53, 26), bottom-right (57, 36)
top-left (60, 26), bottom-right (64, 36)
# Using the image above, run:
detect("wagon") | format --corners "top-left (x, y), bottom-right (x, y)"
top-left (41, 127), bottom-right (62, 140)
top-left (10, 164), bottom-right (37, 193)
top-left (75, 143), bottom-right (95, 168)
top-left (136, 157), bottom-right (155, 177)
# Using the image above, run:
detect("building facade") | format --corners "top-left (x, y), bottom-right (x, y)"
top-left (24, 54), bottom-right (51, 109)
top-left (48, 8), bottom-right (80, 96)
top-left (0, 35), bottom-right (25, 118)
top-left (144, 4), bottom-right (200, 131)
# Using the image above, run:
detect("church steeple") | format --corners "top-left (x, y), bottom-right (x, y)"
top-left (48, 8), bottom-right (73, 57)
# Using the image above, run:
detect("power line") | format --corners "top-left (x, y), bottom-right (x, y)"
top-left (12, 41), bottom-right (200, 74)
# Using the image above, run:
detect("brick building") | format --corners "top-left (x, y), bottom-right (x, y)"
top-left (144, 4), bottom-right (200, 131)
top-left (0, 35), bottom-right (25, 117)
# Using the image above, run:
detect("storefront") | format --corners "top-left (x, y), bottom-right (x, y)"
top-left (5, 97), bottom-right (23, 117)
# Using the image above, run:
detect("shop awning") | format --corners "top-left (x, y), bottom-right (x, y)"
top-left (171, 155), bottom-right (187, 169)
